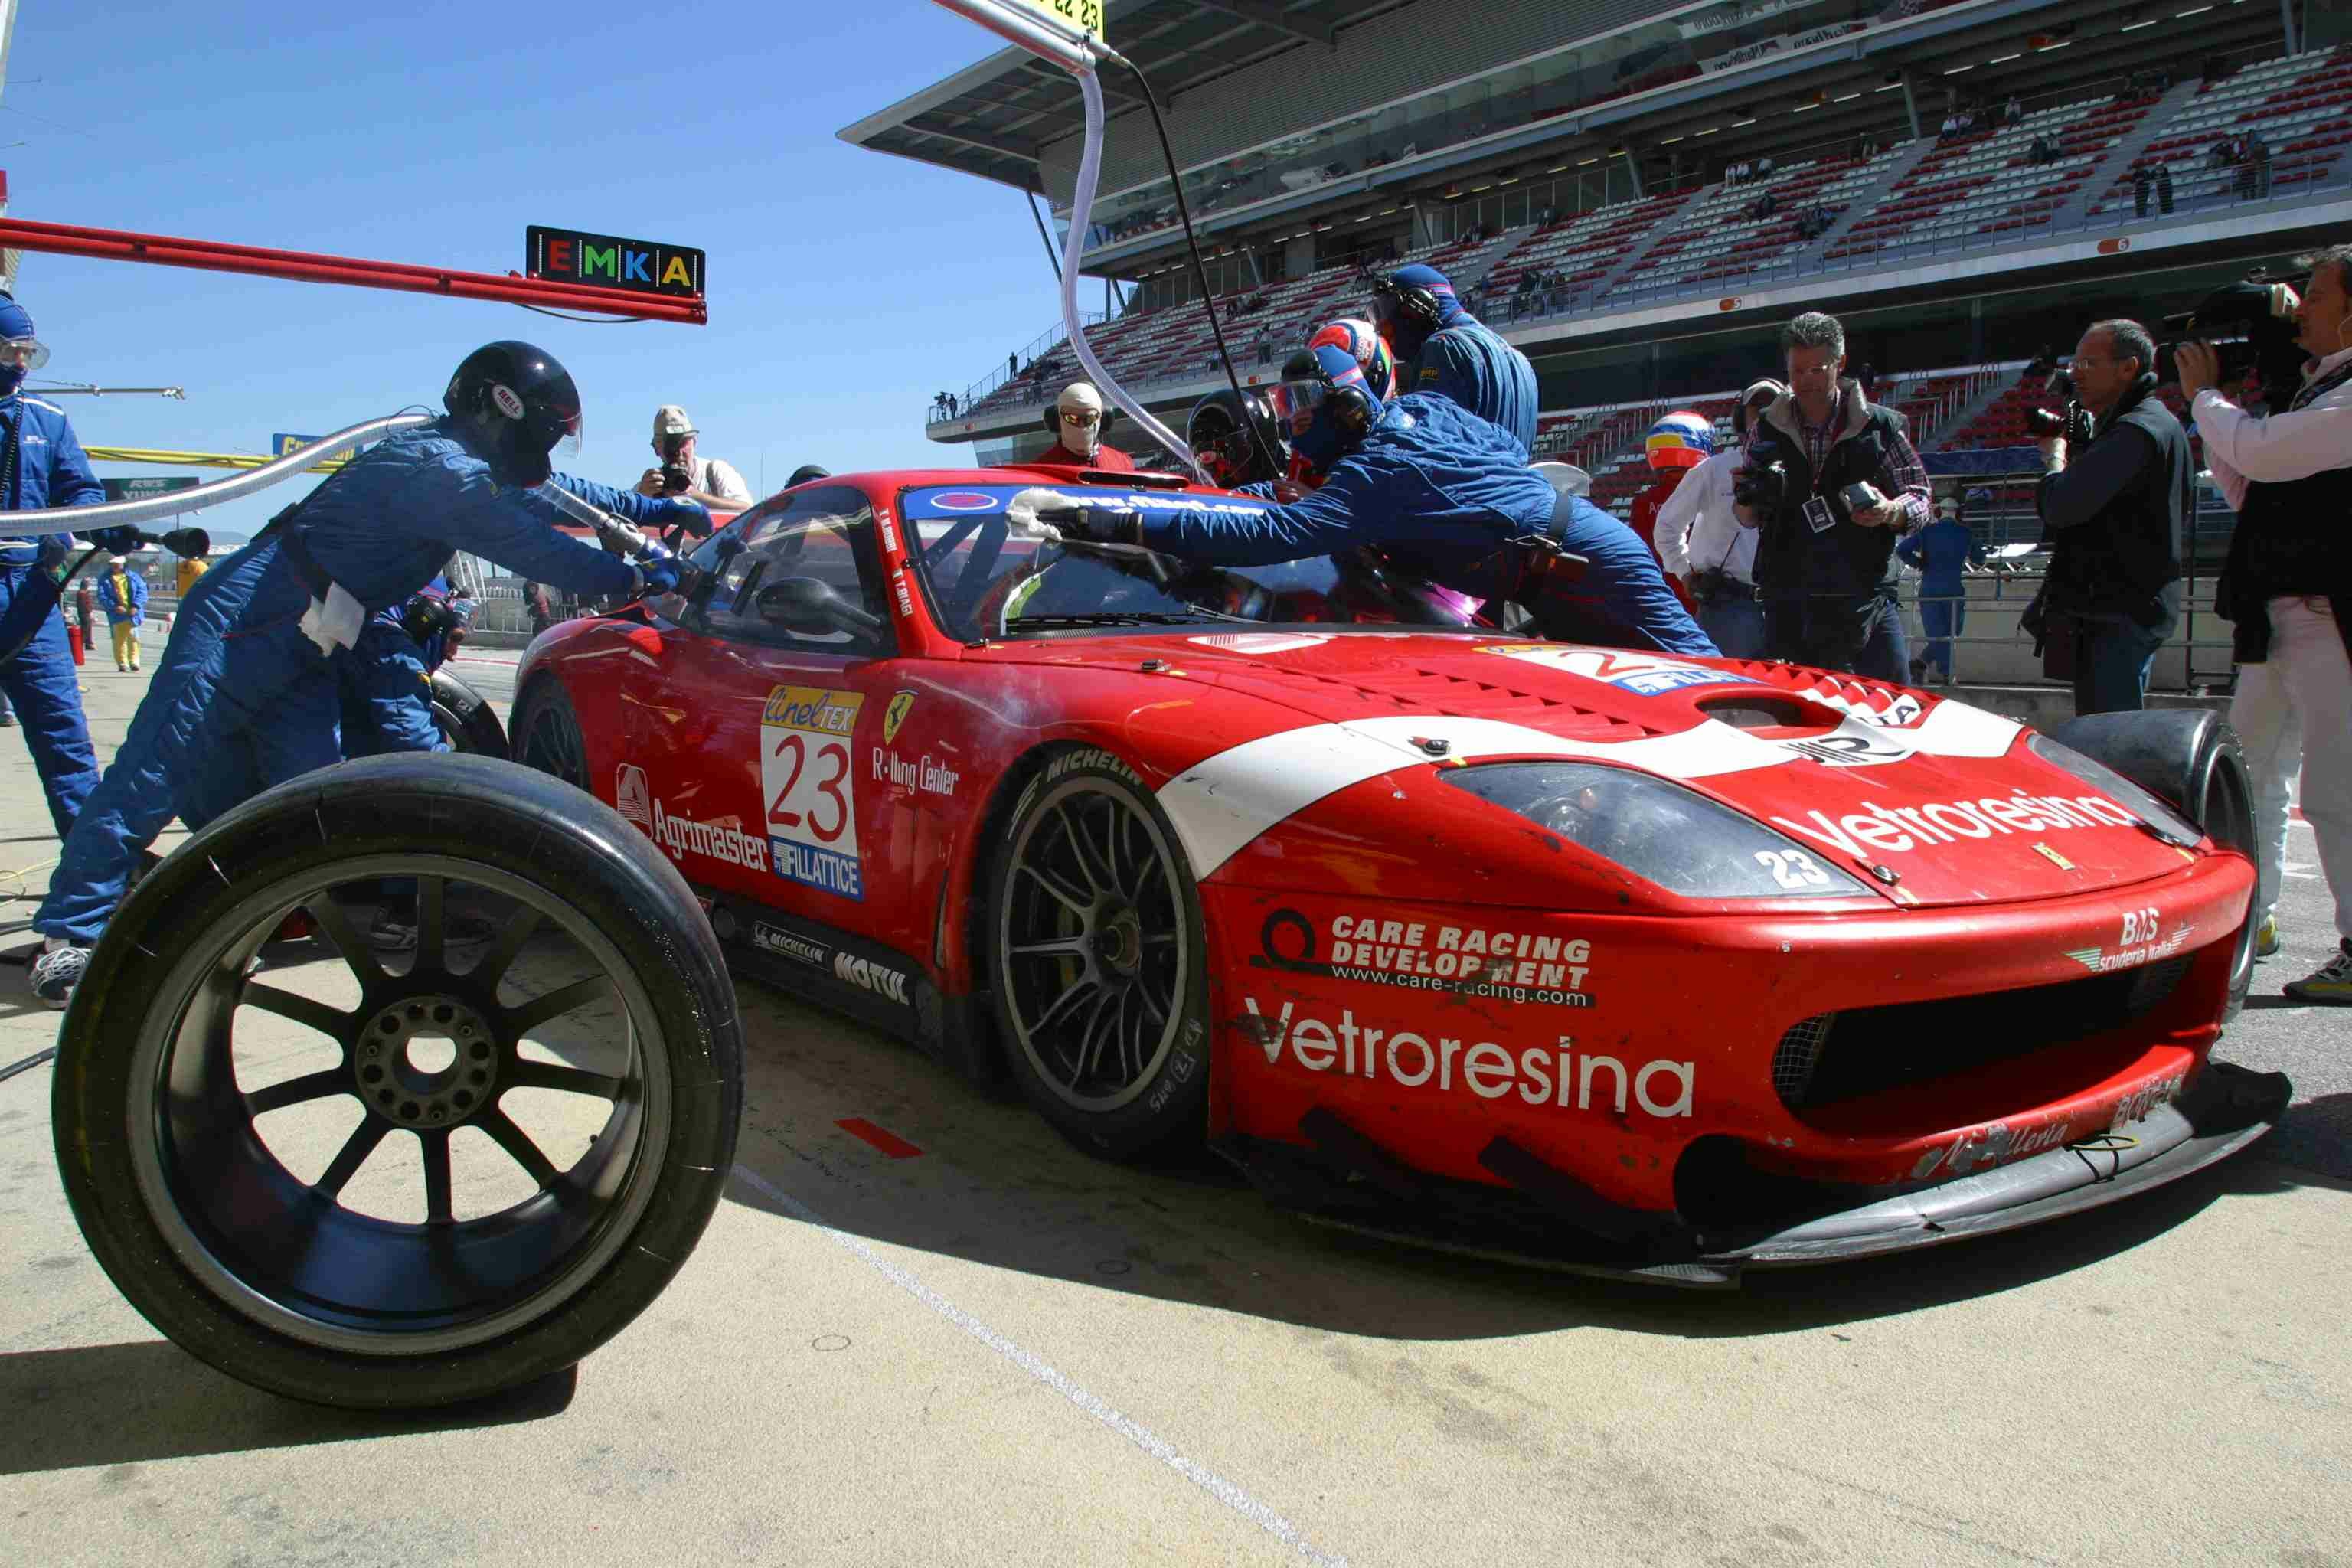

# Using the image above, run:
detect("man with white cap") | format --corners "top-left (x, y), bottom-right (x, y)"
top-left (637, 405), bottom-right (753, 512)
top-left (1037, 381), bottom-right (1135, 471)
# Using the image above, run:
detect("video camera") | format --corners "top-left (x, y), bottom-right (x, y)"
top-left (1731, 459), bottom-right (1788, 514)
top-left (2158, 272), bottom-right (2308, 408)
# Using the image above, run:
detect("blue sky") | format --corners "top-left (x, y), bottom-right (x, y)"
top-left (7, 0), bottom-right (1083, 541)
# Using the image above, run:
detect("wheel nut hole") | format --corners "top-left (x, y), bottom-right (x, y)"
top-left (400, 1101), bottom-right (420, 1121)
top-left (453, 1089), bottom-right (473, 1109)
top-left (433, 1004), bottom-right (454, 1024)
top-left (377, 1017), bottom-right (400, 1035)
top-left (469, 1043), bottom-right (490, 1061)
top-left (361, 1065), bottom-right (383, 1084)
top-left (405, 1004), bottom-right (423, 1021)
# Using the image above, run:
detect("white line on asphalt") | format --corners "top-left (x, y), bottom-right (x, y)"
top-left (729, 1164), bottom-right (1348, 1567)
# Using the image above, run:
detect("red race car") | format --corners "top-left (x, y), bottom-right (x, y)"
top-left (512, 467), bottom-right (2288, 1285)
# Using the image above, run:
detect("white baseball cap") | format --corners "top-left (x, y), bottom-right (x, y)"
top-left (652, 405), bottom-right (695, 439)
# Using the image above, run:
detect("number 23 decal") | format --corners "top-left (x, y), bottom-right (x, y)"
top-left (1754, 848), bottom-right (1832, 889)
top-left (769, 733), bottom-right (851, 842)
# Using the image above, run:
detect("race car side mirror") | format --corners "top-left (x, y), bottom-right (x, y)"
top-left (755, 576), bottom-right (884, 639)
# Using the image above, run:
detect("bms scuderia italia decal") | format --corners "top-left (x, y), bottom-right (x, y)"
top-left (762, 686), bottom-right (866, 900)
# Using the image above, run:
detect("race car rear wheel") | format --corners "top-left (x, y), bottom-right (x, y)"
top-left (430, 669), bottom-right (509, 759)
top-left (512, 677), bottom-right (592, 793)
top-left (2050, 708), bottom-right (2259, 1019)
top-left (987, 745), bottom-right (1210, 1161)
top-left (52, 753), bottom-right (742, 1409)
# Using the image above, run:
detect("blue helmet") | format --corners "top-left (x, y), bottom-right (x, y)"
top-left (1274, 343), bottom-right (1384, 473)
top-left (0, 292), bottom-right (48, 397)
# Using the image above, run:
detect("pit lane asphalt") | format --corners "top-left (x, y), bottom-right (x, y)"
top-left (2, 658), bottom-right (2345, 1567)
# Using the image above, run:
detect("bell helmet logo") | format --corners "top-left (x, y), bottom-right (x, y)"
top-left (615, 764), bottom-right (652, 833)
top-left (489, 383), bottom-right (527, 420)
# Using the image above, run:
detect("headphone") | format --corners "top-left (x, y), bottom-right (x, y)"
top-left (1375, 278), bottom-right (1446, 336)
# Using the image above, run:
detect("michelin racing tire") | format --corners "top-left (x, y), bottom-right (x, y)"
top-left (987, 744), bottom-right (1211, 1161)
top-left (52, 753), bottom-right (743, 1410)
top-left (430, 669), bottom-right (509, 760)
top-left (2049, 708), bottom-right (2258, 1020)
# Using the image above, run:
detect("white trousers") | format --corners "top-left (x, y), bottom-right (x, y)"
top-left (2230, 596), bottom-right (2352, 939)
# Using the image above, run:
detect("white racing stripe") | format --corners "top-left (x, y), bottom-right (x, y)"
top-left (730, 1165), bottom-right (1348, 1566)
top-left (1157, 701), bottom-right (2023, 879)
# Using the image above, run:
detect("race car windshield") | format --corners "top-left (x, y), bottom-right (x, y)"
top-left (900, 485), bottom-right (1335, 643)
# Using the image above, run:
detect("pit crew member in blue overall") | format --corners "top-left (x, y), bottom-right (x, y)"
top-left (339, 576), bottom-right (470, 760)
top-left (1370, 263), bottom-right (1540, 457)
top-left (1008, 345), bottom-right (1713, 656)
top-left (30, 341), bottom-right (707, 1007)
top-left (0, 292), bottom-right (106, 841)
top-left (1896, 498), bottom-right (1985, 684)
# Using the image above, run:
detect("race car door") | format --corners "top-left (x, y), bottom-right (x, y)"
top-left (632, 483), bottom-right (908, 936)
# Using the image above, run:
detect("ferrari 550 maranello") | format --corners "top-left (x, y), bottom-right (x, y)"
top-left (512, 467), bottom-right (2288, 1285)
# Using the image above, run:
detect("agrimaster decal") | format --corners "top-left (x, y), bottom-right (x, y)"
top-left (616, 764), bottom-right (769, 873)
top-left (1253, 908), bottom-right (1596, 1008)
top-left (762, 686), bottom-right (866, 900)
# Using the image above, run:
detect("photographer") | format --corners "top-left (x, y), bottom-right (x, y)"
top-left (2184, 246), bottom-right (2352, 1003)
top-left (2028, 319), bottom-right (2189, 716)
top-left (1736, 312), bottom-right (1931, 681)
top-left (1658, 379), bottom-right (1781, 659)
top-left (636, 406), bottom-right (753, 514)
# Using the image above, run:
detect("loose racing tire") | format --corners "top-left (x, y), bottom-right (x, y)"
top-left (985, 745), bottom-right (1211, 1161)
top-left (52, 753), bottom-right (743, 1410)
top-left (511, 676), bottom-right (592, 793)
top-left (2049, 708), bottom-right (2259, 1020)
top-left (430, 669), bottom-right (509, 760)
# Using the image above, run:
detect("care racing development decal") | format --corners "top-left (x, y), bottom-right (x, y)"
top-left (1240, 998), bottom-right (1690, 1116)
top-left (762, 686), bottom-right (865, 900)
top-left (1253, 909), bottom-right (1596, 1008)
top-left (616, 763), bottom-right (770, 872)
top-left (1474, 643), bottom-right (1762, 695)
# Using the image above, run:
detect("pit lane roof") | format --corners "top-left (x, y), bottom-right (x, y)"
top-left (838, 0), bottom-right (1408, 194)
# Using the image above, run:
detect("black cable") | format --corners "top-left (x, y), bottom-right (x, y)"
top-left (1027, 188), bottom-right (1066, 286)
top-left (515, 305), bottom-right (655, 325)
top-left (0, 1045), bottom-right (56, 1083)
top-left (1118, 56), bottom-right (1285, 486)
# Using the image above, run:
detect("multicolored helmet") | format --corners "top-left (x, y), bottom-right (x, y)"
top-left (1645, 410), bottom-right (1716, 471)
top-left (1308, 316), bottom-right (1398, 400)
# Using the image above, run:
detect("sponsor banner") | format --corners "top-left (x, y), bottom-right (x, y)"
top-left (762, 686), bottom-right (865, 900)
top-left (1240, 996), bottom-right (1690, 1117)
top-left (901, 485), bottom-right (1274, 522)
top-left (1769, 788), bottom-right (2139, 858)
top-left (617, 763), bottom-right (770, 873)
top-left (1699, 34), bottom-right (1785, 74)
top-left (2064, 907), bottom-right (2195, 972)
top-left (1253, 907), bottom-right (1597, 1008)
top-left (1677, 0), bottom-right (1828, 40)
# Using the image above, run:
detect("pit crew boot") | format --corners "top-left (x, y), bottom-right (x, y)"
top-left (2255, 914), bottom-right (2280, 960)
top-left (2283, 939), bottom-right (2352, 1004)
top-left (30, 939), bottom-right (90, 1010)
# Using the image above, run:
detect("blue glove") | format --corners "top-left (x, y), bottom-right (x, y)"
top-left (84, 526), bottom-right (142, 556)
top-left (639, 556), bottom-right (704, 598)
top-left (656, 498), bottom-right (713, 537)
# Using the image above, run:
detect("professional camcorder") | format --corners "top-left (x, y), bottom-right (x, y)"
top-left (2159, 273), bottom-right (2308, 407)
top-left (1731, 459), bottom-right (1788, 514)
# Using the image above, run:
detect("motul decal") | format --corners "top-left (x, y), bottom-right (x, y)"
top-left (833, 950), bottom-right (912, 1005)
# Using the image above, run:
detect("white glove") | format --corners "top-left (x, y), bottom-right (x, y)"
top-left (1005, 487), bottom-right (1068, 544)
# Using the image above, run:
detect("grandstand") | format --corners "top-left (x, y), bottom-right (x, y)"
top-left (850, 0), bottom-right (2345, 465)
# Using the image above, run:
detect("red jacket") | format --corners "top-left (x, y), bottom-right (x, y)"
top-left (1630, 473), bottom-right (1697, 613)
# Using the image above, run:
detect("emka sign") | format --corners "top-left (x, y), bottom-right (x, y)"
top-left (526, 226), bottom-right (704, 297)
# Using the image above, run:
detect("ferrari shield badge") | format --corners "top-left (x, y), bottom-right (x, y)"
top-left (883, 691), bottom-right (917, 744)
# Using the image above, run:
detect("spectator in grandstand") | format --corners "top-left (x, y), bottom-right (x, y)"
top-left (1033, 381), bottom-right (1135, 472)
top-left (2183, 243), bottom-right (2352, 1002)
top-left (2133, 162), bottom-right (2153, 217)
top-left (1370, 263), bottom-right (1540, 456)
top-left (2155, 161), bottom-right (2174, 214)
top-left (1659, 380), bottom-right (1779, 660)
top-left (1899, 498), bottom-right (1985, 685)
top-left (1736, 311), bottom-right (1929, 682)
top-left (1005, 345), bottom-right (1713, 656)
top-left (2004, 94), bottom-right (2023, 126)
top-left (2247, 129), bottom-right (2272, 199)
top-left (2028, 318), bottom-right (2188, 716)
top-left (636, 406), bottom-right (752, 514)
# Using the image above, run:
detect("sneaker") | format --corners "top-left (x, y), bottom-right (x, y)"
top-left (1908, 658), bottom-right (1927, 685)
top-left (2283, 940), bottom-right (2352, 1004)
top-left (2255, 914), bottom-right (2280, 960)
top-left (369, 906), bottom-right (500, 952)
top-left (30, 939), bottom-right (92, 1010)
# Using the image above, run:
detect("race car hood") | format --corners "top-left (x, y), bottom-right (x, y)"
top-left (986, 632), bottom-right (2201, 906)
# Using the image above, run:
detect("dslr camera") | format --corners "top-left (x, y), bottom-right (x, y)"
top-left (658, 433), bottom-right (693, 496)
top-left (1732, 459), bottom-right (1789, 514)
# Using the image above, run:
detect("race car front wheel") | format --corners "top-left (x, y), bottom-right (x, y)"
top-left (430, 669), bottom-right (509, 759)
top-left (52, 753), bottom-right (742, 1409)
top-left (511, 677), bottom-right (592, 793)
top-left (987, 745), bottom-right (1211, 1161)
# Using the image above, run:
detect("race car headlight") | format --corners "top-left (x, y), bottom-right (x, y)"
top-left (1445, 763), bottom-right (1872, 898)
top-left (2025, 735), bottom-right (2203, 848)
